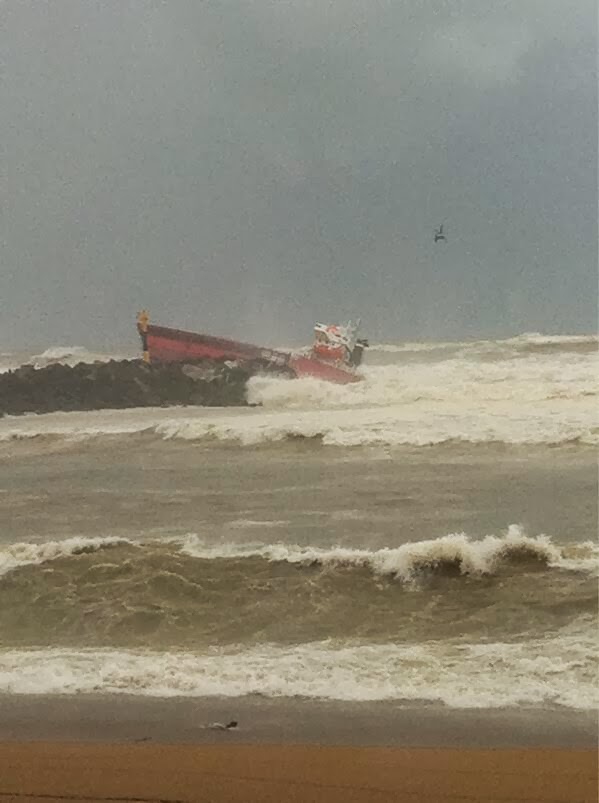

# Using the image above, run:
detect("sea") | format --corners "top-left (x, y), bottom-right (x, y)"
top-left (0, 333), bottom-right (597, 710)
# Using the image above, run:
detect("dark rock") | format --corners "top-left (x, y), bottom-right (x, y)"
top-left (0, 358), bottom-right (275, 417)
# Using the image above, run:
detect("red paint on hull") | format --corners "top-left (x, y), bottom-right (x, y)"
top-left (144, 325), bottom-right (283, 364)
top-left (139, 323), bottom-right (362, 384)
top-left (288, 354), bottom-right (361, 384)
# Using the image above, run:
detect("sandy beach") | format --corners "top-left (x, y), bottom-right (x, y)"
top-left (1, 742), bottom-right (596, 802)
top-left (0, 696), bottom-right (596, 802)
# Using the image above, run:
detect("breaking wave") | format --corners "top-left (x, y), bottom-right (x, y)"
top-left (371, 332), bottom-right (597, 354)
top-left (1, 527), bottom-right (596, 582)
top-left (370, 341), bottom-right (462, 353)
top-left (0, 529), bottom-right (595, 706)
top-left (502, 332), bottom-right (598, 347)
top-left (249, 350), bottom-right (598, 407)
top-left (0, 618), bottom-right (596, 707)
top-left (0, 346), bottom-right (133, 374)
top-left (180, 526), bottom-right (599, 580)
top-left (1, 397), bottom-right (597, 447)
top-left (0, 355), bottom-right (20, 375)
top-left (29, 345), bottom-right (128, 368)
top-left (1, 332), bottom-right (596, 448)
top-left (0, 536), bottom-right (133, 578)
top-left (9, 345), bottom-right (133, 371)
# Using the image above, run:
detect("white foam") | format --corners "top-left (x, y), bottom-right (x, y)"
top-left (0, 353), bottom-right (22, 374)
top-left (250, 350), bottom-right (599, 407)
top-left (0, 407), bottom-right (170, 442)
top-left (0, 346), bottom-right (133, 374)
top-left (180, 526), bottom-right (599, 579)
top-left (29, 345), bottom-right (130, 368)
top-left (502, 332), bottom-right (598, 347)
top-left (1, 338), bottom-right (597, 448)
top-left (0, 398), bottom-right (597, 448)
top-left (2, 528), bottom-right (593, 583)
top-left (370, 341), bottom-right (462, 353)
top-left (371, 332), bottom-right (597, 354)
top-left (155, 395), bottom-right (599, 447)
top-left (0, 617), bottom-right (595, 707)
top-left (226, 519), bottom-right (291, 530)
top-left (0, 536), bottom-right (134, 577)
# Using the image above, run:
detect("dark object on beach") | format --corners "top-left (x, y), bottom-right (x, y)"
top-left (208, 720), bottom-right (238, 730)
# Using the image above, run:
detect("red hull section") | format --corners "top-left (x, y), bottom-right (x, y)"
top-left (138, 323), bottom-right (361, 384)
top-left (288, 354), bottom-right (361, 384)
top-left (143, 324), bottom-right (286, 365)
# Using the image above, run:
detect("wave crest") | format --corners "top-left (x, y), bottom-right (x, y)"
top-left (1, 528), bottom-right (596, 582)
top-left (30, 345), bottom-right (130, 369)
top-left (180, 526), bottom-right (598, 581)
top-left (0, 536), bottom-right (133, 578)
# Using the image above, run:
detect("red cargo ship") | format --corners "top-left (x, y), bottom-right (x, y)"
top-left (136, 312), bottom-right (367, 385)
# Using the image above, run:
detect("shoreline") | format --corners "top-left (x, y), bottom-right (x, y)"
top-left (1, 697), bottom-right (596, 802)
top-left (0, 694), bottom-right (596, 748)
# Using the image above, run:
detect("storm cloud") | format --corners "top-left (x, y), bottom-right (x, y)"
top-left (1, 0), bottom-right (596, 348)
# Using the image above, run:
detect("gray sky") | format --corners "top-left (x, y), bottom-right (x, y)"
top-left (1, 0), bottom-right (596, 349)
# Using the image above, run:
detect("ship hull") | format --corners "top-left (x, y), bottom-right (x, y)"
top-left (142, 324), bottom-right (286, 365)
top-left (139, 324), bottom-right (361, 384)
top-left (288, 354), bottom-right (361, 384)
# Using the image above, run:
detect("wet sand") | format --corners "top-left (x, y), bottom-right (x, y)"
top-left (0, 695), bottom-right (597, 748)
top-left (1, 742), bottom-right (596, 802)
top-left (0, 696), bottom-right (596, 802)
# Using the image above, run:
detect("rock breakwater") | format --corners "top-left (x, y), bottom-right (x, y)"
top-left (0, 359), bottom-right (260, 416)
